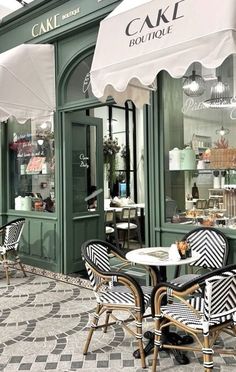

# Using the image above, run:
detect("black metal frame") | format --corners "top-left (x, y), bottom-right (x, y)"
top-left (107, 102), bottom-right (137, 200)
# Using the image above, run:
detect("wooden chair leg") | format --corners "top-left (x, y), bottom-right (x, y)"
top-left (12, 250), bottom-right (27, 277)
top-left (136, 225), bottom-right (142, 248)
top-left (127, 226), bottom-right (130, 250)
top-left (122, 230), bottom-right (127, 249)
top-left (134, 215), bottom-right (142, 248)
top-left (136, 312), bottom-right (146, 369)
top-left (230, 322), bottom-right (236, 336)
top-left (152, 317), bottom-right (161, 372)
top-left (152, 344), bottom-right (158, 372)
top-left (113, 227), bottom-right (119, 249)
top-left (83, 304), bottom-right (102, 355)
top-left (203, 333), bottom-right (213, 372)
top-left (3, 254), bottom-right (10, 285)
top-left (103, 310), bottom-right (111, 333)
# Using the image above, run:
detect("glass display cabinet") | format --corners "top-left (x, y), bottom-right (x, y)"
top-left (163, 55), bottom-right (236, 229)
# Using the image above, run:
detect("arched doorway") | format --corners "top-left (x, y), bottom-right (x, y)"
top-left (59, 52), bottom-right (145, 274)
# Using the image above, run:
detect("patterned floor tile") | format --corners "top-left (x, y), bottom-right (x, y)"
top-left (0, 271), bottom-right (235, 371)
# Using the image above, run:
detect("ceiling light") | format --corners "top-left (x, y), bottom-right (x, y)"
top-left (204, 76), bottom-right (235, 108)
top-left (214, 78), bottom-right (226, 94)
top-left (183, 70), bottom-right (205, 97)
top-left (216, 126), bottom-right (230, 136)
top-left (40, 121), bottom-right (51, 130)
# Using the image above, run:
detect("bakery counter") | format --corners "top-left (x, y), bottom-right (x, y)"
top-left (172, 208), bottom-right (229, 227)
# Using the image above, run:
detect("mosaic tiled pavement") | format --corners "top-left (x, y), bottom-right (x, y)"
top-left (0, 270), bottom-right (236, 372)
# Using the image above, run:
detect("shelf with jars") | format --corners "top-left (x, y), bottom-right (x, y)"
top-left (172, 167), bottom-right (236, 228)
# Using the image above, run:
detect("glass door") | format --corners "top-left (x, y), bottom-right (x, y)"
top-left (63, 111), bottom-right (104, 273)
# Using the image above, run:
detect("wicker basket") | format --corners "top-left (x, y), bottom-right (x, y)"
top-left (210, 148), bottom-right (236, 169)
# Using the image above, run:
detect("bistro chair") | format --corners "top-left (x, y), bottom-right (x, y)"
top-left (104, 209), bottom-right (119, 248)
top-left (172, 227), bottom-right (229, 286)
top-left (195, 199), bottom-right (208, 210)
top-left (207, 198), bottom-right (220, 209)
top-left (151, 264), bottom-right (236, 372)
top-left (81, 239), bottom-right (159, 369)
top-left (116, 207), bottom-right (142, 249)
top-left (0, 218), bottom-right (27, 285)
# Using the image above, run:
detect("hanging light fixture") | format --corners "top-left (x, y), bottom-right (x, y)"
top-left (182, 70), bottom-right (206, 97)
top-left (204, 76), bottom-right (235, 108)
top-left (215, 126), bottom-right (230, 136)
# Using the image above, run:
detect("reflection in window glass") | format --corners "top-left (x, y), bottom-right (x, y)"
top-left (65, 54), bottom-right (93, 103)
top-left (72, 123), bottom-right (97, 213)
top-left (163, 56), bottom-right (236, 227)
top-left (8, 116), bottom-right (55, 212)
top-left (94, 104), bottom-right (138, 200)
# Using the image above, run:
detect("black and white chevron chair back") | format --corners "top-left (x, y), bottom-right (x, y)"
top-left (185, 228), bottom-right (228, 269)
top-left (84, 242), bottom-right (110, 290)
top-left (203, 269), bottom-right (236, 323)
top-left (3, 219), bottom-right (25, 252)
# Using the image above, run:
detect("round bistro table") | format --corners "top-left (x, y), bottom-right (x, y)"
top-left (126, 247), bottom-right (201, 364)
top-left (126, 246), bottom-right (200, 267)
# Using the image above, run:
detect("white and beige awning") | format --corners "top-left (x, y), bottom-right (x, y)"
top-left (0, 43), bottom-right (55, 122)
top-left (90, 0), bottom-right (236, 107)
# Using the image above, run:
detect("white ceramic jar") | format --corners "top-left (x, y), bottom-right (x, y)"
top-left (169, 148), bottom-right (181, 170)
top-left (24, 196), bottom-right (32, 211)
top-left (180, 146), bottom-right (196, 170)
top-left (42, 162), bottom-right (49, 174)
top-left (197, 159), bottom-right (205, 170)
top-left (15, 196), bottom-right (23, 210)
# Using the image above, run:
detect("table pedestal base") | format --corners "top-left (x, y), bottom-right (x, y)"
top-left (133, 331), bottom-right (193, 365)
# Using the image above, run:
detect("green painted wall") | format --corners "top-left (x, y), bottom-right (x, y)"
top-left (0, 0), bottom-right (120, 273)
top-left (0, 0), bottom-right (235, 275)
top-left (0, 0), bottom-right (120, 49)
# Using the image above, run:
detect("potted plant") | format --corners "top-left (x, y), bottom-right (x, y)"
top-left (103, 136), bottom-right (120, 188)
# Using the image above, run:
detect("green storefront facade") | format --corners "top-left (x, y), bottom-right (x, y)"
top-left (0, 0), bottom-right (235, 276)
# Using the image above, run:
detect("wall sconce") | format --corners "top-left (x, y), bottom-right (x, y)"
top-left (183, 70), bottom-right (206, 97)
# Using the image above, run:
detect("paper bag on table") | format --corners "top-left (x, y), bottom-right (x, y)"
top-left (169, 243), bottom-right (181, 261)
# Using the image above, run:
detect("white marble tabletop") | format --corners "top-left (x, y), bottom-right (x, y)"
top-left (105, 203), bottom-right (145, 214)
top-left (128, 203), bottom-right (145, 209)
top-left (104, 206), bottom-right (123, 212)
top-left (126, 247), bottom-right (200, 267)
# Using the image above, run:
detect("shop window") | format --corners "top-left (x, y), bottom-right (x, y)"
top-left (65, 54), bottom-right (93, 103)
top-left (163, 55), bottom-right (236, 228)
top-left (8, 116), bottom-right (55, 212)
top-left (94, 103), bottom-right (140, 201)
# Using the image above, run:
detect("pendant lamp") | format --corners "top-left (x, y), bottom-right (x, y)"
top-left (204, 77), bottom-right (233, 108)
top-left (182, 70), bottom-right (205, 97)
top-left (215, 126), bottom-right (230, 136)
